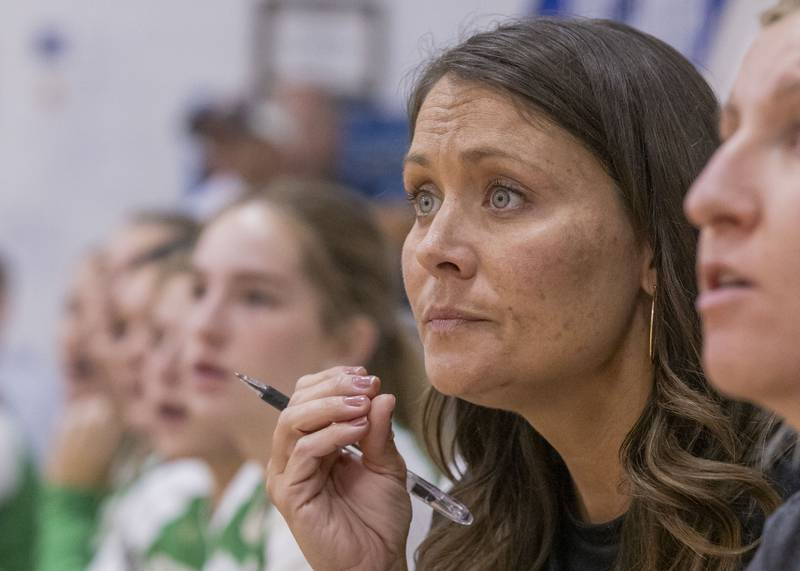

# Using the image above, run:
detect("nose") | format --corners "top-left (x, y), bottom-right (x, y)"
top-left (126, 325), bottom-right (150, 373)
top-left (412, 199), bottom-right (477, 281)
top-left (187, 289), bottom-right (228, 348)
top-left (684, 139), bottom-right (760, 234)
top-left (155, 341), bottom-right (182, 388)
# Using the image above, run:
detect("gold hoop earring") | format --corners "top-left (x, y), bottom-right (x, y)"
top-left (648, 286), bottom-right (656, 361)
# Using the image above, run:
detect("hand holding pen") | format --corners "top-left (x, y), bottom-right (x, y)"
top-left (253, 366), bottom-right (449, 571)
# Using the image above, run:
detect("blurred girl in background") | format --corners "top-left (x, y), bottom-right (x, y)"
top-left (39, 212), bottom-right (199, 571)
top-left (184, 178), bottom-right (435, 569)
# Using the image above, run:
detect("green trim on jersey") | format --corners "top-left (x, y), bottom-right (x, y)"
top-left (204, 464), bottom-right (269, 571)
top-left (0, 452), bottom-right (38, 571)
top-left (85, 459), bottom-right (211, 571)
top-left (142, 495), bottom-right (209, 570)
top-left (38, 485), bottom-right (104, 571)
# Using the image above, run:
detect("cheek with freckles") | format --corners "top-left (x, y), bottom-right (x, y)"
top-left (492, 211), bottom-right (639, 384)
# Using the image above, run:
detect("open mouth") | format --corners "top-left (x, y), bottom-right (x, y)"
top-left (68, 355), bottom-right (95, 381)
top-left (157, 401), bottom-right (188, 422)
top-left (191, 361), bottom-right (229, 391)
top-left (709, 270), bottom-right (752, 291)
top-left (697, 262), bottom-right (755, 312)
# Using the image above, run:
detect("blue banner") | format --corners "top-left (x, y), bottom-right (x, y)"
top-left (531, 0), bottom-right (729, 67)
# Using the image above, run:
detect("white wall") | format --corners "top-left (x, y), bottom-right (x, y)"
top-left (0, 0), bottom-right (253, 453)
top-left (706, 0), bottom-right (774, 98)
top-left (380, 0), bottom-right (527, 109)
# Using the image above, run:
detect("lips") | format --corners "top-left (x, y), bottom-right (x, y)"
top-left (68, 355), bottom-right (95, 381)
top-left (697, 260), bottom-right (755, 312)
top-left (422, 306), bottom-right (489, 333)
top-left (706, 265), bottom-right (752, 291)
top-left (189, 360), bottom-right (230, 391)
top-left (156, 401), bottom-right (188, 423)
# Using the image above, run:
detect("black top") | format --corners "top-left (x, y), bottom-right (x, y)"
top-left (545, 455), bottom-right (800, 571)
top-left (746, 490), bottom-right (800, 571)
top-left (548, 508), bottom-right (621, 571)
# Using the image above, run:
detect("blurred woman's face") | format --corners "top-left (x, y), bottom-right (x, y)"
top-left (58, 255), bottom-right (110, 400)
top-left (143, 273), bottom-right (236, 460)
top-left (401, 77), bottom-right (651, 411)
top-left (104, 265), bottom-right (159, 431)
top-left (184, 202), bottom-right (339, 462)
top-left (685, 12), bottom-right (800, 410)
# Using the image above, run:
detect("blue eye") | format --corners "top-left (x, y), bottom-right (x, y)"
top-left (242, 290), bottom-right (276, 307)
top-left (190, 281), bottom-right (206, 301)
top-left (110, 318), bottom-right (128, 341)
top-left (409, 190), bottom-right (441, 217)
top-left (790, 123), bottom-right (800, 154)
top-left (150, 327), bottom-right (165, 349)
top-left (488, 186), bottom-right (523, 210)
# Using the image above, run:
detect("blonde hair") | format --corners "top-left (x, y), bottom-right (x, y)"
top-left (762, 0), bottom-right (800, 26)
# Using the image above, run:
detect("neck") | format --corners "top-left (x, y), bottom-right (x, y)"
top-left (517, 324), bottom-right (653, 524)
top-left (765, 393), bottom-right (800, 436)
top-left (235, 408), bottom-right (277, 469)
top-left (205, 449), bottom-right (245, 509)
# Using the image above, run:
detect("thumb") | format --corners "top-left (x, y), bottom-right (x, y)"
top-left (359, 394), bottom-right (406, 477)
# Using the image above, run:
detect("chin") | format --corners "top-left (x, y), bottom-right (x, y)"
top-left (157, 447), bottom-right (183, 461)
top-left (424, 353), bottom-right (509, 405)
top-left (704, 360), bottom-right (754, 401)
top-left (702, 336), bottom-right (780, 406)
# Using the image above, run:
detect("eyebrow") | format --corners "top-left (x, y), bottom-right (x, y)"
top-left (720, 71), bottom-right (800, 139)
top-left (403, 145), bottom-right (529, 168)
top-left (189, 267), bottom-right (289, 287)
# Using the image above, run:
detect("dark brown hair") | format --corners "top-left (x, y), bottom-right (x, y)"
top-left (409, 18), bottom-right (780, 570)
top-left (236, 179), bottom-right (426, 435)
top-left (127, 211), bottom-right (200, 269)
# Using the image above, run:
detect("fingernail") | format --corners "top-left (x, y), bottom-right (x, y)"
top-left (352, 375), bottom-right (375, 389)
top-left (344, 395), bottom-right (368, 407)
top-left (350, 416), bottom-right (368, 426)
top-left (344, 366), bottom-right (366, 375)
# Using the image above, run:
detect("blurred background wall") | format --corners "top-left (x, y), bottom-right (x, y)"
top-left (0, 0), bottom-right (775, 458)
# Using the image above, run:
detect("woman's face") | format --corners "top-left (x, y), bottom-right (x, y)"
top-left (184, 202), bottom-right (339, 462)
top-left (685, 12), bottom-right (800, 410)
top-left (143, 273), bottom-right (236, 460)
top-left (58, 255), bottom-right (110, 400)
top-left (104, 265), bottom-right (160, 431)
top-left (401, 77), bottom-right (651, 410)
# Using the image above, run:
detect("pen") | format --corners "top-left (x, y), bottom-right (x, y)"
top-left (235, 372), bottom-right (474, 526)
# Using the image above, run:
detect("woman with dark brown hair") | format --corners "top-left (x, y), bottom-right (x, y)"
top-left (265, 18), bottom-right (792, 570)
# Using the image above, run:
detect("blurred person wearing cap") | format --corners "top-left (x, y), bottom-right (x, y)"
top-left (271, 83), bottom-right (340, 181)
top-left (186, 97), bottom-right (298, 221)
top-left (0, 254), bottom-right (38, 571)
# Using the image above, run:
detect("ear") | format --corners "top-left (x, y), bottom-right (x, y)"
top-left (327, 315), bottom-right (379, 367)
top-left (640, 243), bottom-right (657, 297)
